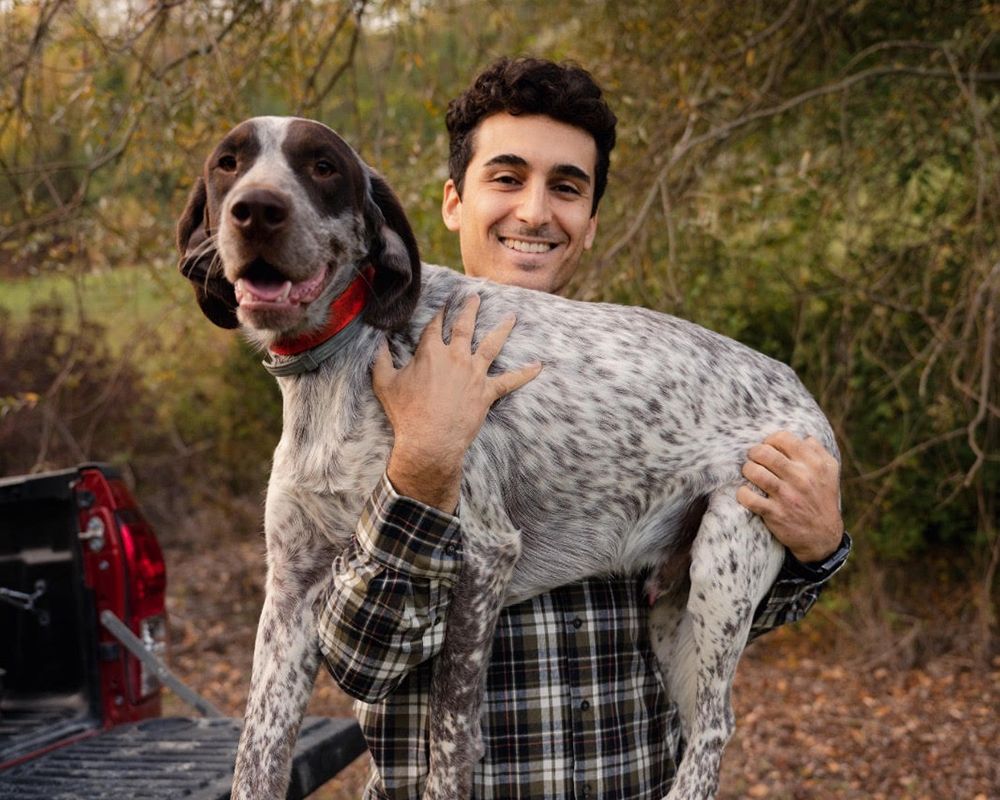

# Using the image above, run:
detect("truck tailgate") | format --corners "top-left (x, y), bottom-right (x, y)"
top-left (0, 715), bottom-right (366, 799)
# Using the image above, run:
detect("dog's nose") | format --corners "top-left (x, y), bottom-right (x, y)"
top-left (230, 188), bottom-right (290, 237)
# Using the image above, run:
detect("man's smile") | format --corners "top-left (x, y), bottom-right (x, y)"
top-left (497, 235), bottom-right (561, 255)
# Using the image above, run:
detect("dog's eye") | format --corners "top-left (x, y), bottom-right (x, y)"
top-left (313, 160), bottom-right (337, 178)
top-left (218, 154), bottom-right (238, 172)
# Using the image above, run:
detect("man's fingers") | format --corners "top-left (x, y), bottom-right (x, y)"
top-left (418, 306), bottom-right (447, 348)
top-left (490, 361), bottom-right (542, 400)
top-left (765, 430), bottom-right (830, 463)
top-left (450, 293), bottom-right (481, 343)
top-left (761, 431), bottom-right (840, 478)
top-left (763, 429), bottom-right (804, 457)
top-left (741, 460), bottom-right (781, 496)
top-left (370, 340), bottom-right (396, 393)
top-left (736, 484), bottom-right (770, 516)
top-left (476, 313), bottom-right (517, 363)
top-left (747, 442), bottom-right (793, 478)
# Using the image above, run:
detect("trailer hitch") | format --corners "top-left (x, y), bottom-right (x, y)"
top-left (0, 579), bottom-right (50, 626)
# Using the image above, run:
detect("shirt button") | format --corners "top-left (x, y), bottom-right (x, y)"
top-left (444, 543), bottom-right (457, 556)
top-left (580, 699), bottom-right (591, 711)
top-left (571, 617), bottom-right (583, 629)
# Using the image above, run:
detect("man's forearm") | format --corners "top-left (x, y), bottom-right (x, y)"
top-left (317, 473), bottom-right (463, 701)
top-left (386, 441), bottom-right (463, 514)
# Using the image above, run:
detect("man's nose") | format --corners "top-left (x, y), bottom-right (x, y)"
top-left (515, 181), bottom-right (553, 227)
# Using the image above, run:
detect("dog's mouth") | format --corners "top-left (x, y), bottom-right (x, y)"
top-left (233, 258), bottom-right (328, 311)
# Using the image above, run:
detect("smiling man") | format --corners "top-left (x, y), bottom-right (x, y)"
top-left (442, 112), bottom-right (599, 294)
top-left (317, 57), bottom-right (850, 799)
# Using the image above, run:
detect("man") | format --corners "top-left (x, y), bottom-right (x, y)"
top-left (317, 57), bottom-right (850, 799)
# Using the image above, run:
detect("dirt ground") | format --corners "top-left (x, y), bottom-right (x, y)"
top-left (163, 533), bottom-right (999, 799)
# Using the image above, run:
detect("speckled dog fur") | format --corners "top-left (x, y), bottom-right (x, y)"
top-left (176, 117), bottom-right (838, 800)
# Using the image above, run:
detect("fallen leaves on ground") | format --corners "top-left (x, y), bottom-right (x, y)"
top-left (163, 540), bottom-right (999, 799)
top-left (720, 625), bottom-right (999, 799)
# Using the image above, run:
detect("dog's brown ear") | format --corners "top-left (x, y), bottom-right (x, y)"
top-left (363, 171), bottom-right (421, 331)
top-left (176, 177), bottom-right (240, 330)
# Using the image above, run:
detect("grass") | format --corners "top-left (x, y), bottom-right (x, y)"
top-left (2, 261), bottom-right (229, 345)
top-left (2, 263), bottom-right (177, 325)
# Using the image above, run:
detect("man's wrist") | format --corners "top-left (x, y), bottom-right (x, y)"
top-left (782, 531), bottom-right (852, 580)
top-left (386, 445), bottom-right (462, 514)
top-left (357, 472), bottom-right (463, 580)
top-left (788, 538), bottom-right (839, 565)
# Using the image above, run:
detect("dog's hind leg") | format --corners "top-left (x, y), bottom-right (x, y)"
top-left (658, 488), bottom-right (784, 800)
top-left (422, 509), bottom-right (521, 800)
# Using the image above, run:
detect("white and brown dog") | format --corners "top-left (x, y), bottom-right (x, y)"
top-left (177, 116), bottom-right (838, 800)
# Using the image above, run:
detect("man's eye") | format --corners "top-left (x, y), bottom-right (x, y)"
top-left (493, 174), bottom-right (520, 185)
top-left (554, 183), bottom-right (582, 195)
top-left (217, 154), bottom-right (237, 172)
top-left (314, 160), bottom-right (337, 178)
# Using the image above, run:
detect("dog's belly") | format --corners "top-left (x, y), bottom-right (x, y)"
top-left (500, 484), bottom-right (706, 605)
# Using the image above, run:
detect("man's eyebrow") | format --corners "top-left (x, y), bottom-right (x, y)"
top-left (481, 154), bottom-right (592, 185)
top-left (483, 153), bottom-right (528, 169)
top-left (551, 164), bottom-right (591, 185)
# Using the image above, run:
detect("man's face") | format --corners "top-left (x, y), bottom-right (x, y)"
top-left (442, 112), bottom-right (599, 295)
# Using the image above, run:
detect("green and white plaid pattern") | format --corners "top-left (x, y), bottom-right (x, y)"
top-left (317, 475), bottom-right (850, 800)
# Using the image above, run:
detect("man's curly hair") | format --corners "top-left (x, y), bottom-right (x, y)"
top-left (445, 57), bottom-right (617, 217)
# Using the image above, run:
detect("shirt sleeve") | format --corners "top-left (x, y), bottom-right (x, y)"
top-left (316, 472), bottom-right (463, 702)
top-left (748, 531), bottom-right (852, 641)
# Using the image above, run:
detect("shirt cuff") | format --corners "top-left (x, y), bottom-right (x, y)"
top-left (356, 472), bottom-right (463, 580)
top-left (780, 531), bottom-right (852, 582)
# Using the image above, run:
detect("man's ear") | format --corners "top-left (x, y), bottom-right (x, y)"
top-left (584, 210), bottom-right (599, 250)
top-left (441, 179), bottom-right (462, 232)
top-left (363, 170), bottom-right (421, 331)
top-left (176, 177), bottom-right (239, 329)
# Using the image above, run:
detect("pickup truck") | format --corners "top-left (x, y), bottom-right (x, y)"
top-left (0, 463), bottom-right (366, 798)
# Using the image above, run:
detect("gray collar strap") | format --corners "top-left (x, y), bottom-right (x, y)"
top-left (262, 315), bottom-right (364, 377)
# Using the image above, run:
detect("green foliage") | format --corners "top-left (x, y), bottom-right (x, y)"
top-left (0, 0), bottom-right (997, 620)
top-left (169, 337), bottom-right (283, 497)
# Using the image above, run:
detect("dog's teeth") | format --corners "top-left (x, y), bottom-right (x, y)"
top-left (277, 281), bottom-right (292, 302)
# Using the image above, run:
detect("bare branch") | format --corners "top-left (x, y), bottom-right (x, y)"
top-left (852, 428), bottom-right (967, 483)
top-left (720, 0), bottom-right (802, 62)
top-left (299, 0), bottom-right (368, 114)
top-left (598, 61), bottom-right (1000, 271)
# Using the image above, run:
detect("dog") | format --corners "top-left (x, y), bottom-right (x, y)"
top-left (176, 116), bottom-right (838, 800)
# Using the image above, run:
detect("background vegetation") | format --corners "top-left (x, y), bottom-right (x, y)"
top-left (1, 0), bottom-right (997, 671)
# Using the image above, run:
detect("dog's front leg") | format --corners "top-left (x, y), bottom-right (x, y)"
top-left (659, 489), bottom-right (784, 800)
top-left (232, 495), bottom-right (337, 800)
top-left (422, 508), bottom-right (521, 800)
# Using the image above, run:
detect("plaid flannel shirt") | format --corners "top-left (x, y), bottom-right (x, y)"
top-left (317, 473), bottom-right (850, 800)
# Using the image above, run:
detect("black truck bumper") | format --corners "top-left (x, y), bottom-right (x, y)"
top-left (0, 715), bottom-right (366, 799)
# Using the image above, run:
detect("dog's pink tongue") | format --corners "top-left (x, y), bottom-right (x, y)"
top-left (242, 279), bottom-right (292, 301)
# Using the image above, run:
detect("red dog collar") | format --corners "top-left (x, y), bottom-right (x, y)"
top-left (269, 267), bottom-right (373, 357)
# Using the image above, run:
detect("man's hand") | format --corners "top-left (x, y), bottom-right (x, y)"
top-left (736, 431), bottom-right (843, 564)
top-left (372, 294), bottom-right (542, 514)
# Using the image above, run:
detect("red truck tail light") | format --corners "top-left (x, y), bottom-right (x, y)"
top-left (116, 509), bottom-right (168, 700)
top-left (76, 466), bottom-right (167, 723)
top-left (117, 510), bottom-right (166, 619)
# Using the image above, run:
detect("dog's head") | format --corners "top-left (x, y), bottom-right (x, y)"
top-left (176, 117), bottom-right (420, 340)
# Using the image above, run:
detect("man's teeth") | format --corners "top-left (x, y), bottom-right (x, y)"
top-left (501, 238), bottom-right (554, 254)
